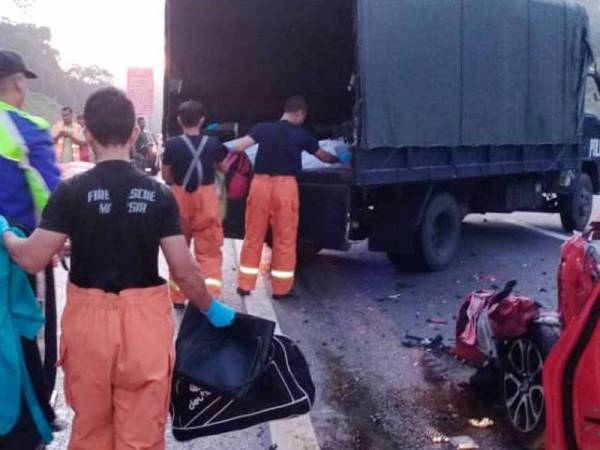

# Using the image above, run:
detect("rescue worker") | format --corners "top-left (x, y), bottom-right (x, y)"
top-left (162, 100), bottom-right (229, 303)
top-left (0, 49), bottom-right (61, 450)
top-left (233, 96), bottom-right (352, 299)
top-left (1, 87), bottom-right (236, 450)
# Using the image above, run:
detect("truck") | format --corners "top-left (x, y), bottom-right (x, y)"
top-left (163, 0), bottom-right (600, 271)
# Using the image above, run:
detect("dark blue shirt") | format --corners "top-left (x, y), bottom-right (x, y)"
top-left (162, 134), bottom-right (228, 192)
top-left (249, 121), bottom-right (319, 177)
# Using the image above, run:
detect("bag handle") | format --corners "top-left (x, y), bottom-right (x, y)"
top-left (181, 135), bottom-right (208, 190)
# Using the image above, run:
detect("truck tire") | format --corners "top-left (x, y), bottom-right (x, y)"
top-left (559, 173), bottom-right (593, 232)
top-left (501, 321), bottom-right (561, 450)
top-left (417, 192), bottom-right (461, 271)
top-left (386, 252), bottom-right (414, 268)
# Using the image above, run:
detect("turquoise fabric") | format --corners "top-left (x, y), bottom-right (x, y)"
top-left (0, 226), bottom-right (53, 443)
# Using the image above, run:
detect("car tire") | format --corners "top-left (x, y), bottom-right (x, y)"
top-left (501, 322), bottom-right (561, 450)
top-left (417, 192), bottom-right (461, 271)
top-left (559, 173), bottom-right (593, 232)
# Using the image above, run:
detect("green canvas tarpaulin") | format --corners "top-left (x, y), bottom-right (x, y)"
top-left (357, 0), bottom-right (594, 149)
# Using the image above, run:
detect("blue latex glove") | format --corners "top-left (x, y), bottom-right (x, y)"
top-left (0, 215), bottom-right (9, 235)
top-left (204, 299), bottom-right (236, 328)
top-left (335, 146), bottom-right (353, 165)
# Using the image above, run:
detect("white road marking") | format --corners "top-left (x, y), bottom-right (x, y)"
top-left (498, 217), bottom-right (571, 242)
top-left (230, 240), bottom-right (321, 450)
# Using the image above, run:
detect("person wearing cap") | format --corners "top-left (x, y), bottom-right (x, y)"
top-left (0, 50), bottom-right (60, 449)
top-left (0, 50), bottom-right (61, 232)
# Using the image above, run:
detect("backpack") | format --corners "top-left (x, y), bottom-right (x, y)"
top-left (223, 151), bottom-right (253, 200)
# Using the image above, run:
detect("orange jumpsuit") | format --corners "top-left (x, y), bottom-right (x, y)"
top-left (59, 283), bottom-right (174, 450)
top-left (169, 184), bottom-right (224, 301)
top-left (238, 175), bottom-right (299, 296)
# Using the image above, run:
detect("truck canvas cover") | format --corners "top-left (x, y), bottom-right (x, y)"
top-left (358, 0), bottom-right (594, 149)
top-left (165, 0), bottom-right (593, 149)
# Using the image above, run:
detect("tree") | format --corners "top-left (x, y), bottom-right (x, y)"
top-left (0, 19), bottom-right (113, 118)
top-left (11, 0), bottom-right (36, 10)
top-left (68, 65), bottom-right (114, 86)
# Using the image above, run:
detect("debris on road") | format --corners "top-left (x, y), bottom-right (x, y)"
top-left (468, 417), bottom-right (494, 428)
top-left (450, 435), bottom-right (480, 449)
top-left (473, 273), bottom-right (499, 282)
top-left (375, 292), bottom-right (403, 302)
top-left (427, 317), bottom-right (449, 325)
top-left (424, 427), bottom-right (450, 443)
top-left (402, 334), bottom-right (447, 351)
top-left (369, 413), bottom-right (383, 424)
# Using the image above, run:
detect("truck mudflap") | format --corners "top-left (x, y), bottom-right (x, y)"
top-left (298, 183), bottom-right (351, 251)
top-left (544, 282), bottom-right (600, 450)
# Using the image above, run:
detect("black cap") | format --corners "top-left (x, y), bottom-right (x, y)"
top-left (0, 50), bottom-right (37, 79)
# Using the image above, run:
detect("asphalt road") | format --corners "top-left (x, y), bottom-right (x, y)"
top-left (47, 201), bottom-right (598, 450)
top-left (271, 207), bottom-right (588, 450)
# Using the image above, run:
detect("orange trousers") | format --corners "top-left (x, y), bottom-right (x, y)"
top-left (238, 175), bottom-right (299, 296)
top-left (169, 184), bottom-right (224, 302)
top-left (59, 283), bottom-right (174, 450)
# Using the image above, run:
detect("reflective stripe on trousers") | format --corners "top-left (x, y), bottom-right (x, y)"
top-left (238, 175), bottom-right (299, 295)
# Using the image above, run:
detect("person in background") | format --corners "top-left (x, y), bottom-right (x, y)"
top-left (1, 87), bottom-right (236, 450)
top-left (76, 114), bottom-right (94, 162)
top-left (233, 96), bottom-right (352, 300)
top-left (134, 116), bottom-right (157, 173)
top-left (52, 106), bottom-right (84, 163)
top-left (0, 49), bottom-right (60, 450)
top-left (162, 100), bottom-right (229, 306)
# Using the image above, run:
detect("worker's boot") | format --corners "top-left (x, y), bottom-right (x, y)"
top-left (237, 287), bottom-right (251, 297)
top-left (272, 290), bottom-right (296, 300)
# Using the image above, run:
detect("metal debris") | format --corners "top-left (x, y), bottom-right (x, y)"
top-left (427, 317), bottom-right (449, 325)
top-left (468, 417), bottom-right (494, 428)
top-left (450, 435), bottom-right (480, 449)
top-left (424, 427), bottom-right (450, 443)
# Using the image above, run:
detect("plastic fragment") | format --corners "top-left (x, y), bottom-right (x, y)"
top-left (450, 435), bottom-right (480, 449)
top-left (468, 417), bottom-right (494, 428)
top-left (424, 427), bottom-right (449, 443)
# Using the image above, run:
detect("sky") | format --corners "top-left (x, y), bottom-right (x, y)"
top-left (0, 0), bottom-right (165, 87)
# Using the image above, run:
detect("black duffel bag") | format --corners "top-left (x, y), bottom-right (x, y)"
top-left (175, 306), bottom-right (275, 399)
top-left (170, 307), bottom-right (315, 440)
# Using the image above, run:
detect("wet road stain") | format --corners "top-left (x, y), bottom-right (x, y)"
top-left (416, 347), bottom-right (522, 449)
top-left (320, 349), bottom-right (412, 450)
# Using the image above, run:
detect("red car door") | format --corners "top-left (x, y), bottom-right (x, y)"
top-left (544, 281), bottom-right (600, 450)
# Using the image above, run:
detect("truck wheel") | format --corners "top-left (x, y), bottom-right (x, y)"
top-left (501, 322), bottom-right (561, 450)
top-left (417, 192), bottom-right (461, 271)
top-left (386, 252), bottom-right (414, 268)
top-left (559, 173), bottom-right (593, 232)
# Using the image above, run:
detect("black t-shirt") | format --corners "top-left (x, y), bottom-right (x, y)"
top-left (39, 160), bottom-right (182, 293)
top-left (162, 134), bottom-right (229, 192)
top-left (249, 121), bottom-right (319, 177)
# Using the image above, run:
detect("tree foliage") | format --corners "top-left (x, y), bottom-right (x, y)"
top-left (0, 19), bottom-right (113, 117)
